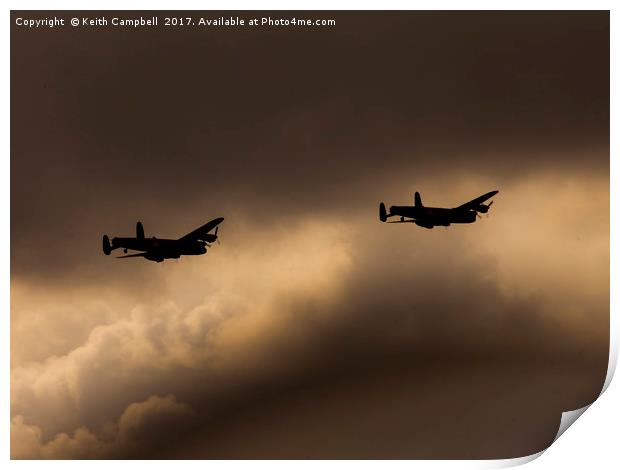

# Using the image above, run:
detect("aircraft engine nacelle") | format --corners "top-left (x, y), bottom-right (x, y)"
top-left (414, 220), bottom-right (434, 229)
top-left (475, 204), bottom-right (489, 213)
top-left (183, 244), bottom-right (207, 255)
top-left (144, 253), bottom-right (164, 263)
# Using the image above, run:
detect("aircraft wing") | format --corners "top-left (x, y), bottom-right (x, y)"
top-left (177, 217), bottom-right (224, 242)
top-left (453, 190), bottom-right (499, 211)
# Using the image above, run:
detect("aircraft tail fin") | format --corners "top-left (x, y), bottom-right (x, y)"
top-left (415, 192), bottom-right (423, 207)
top-left (136, 221), bottom-right (145, 240)
top-left (379, 202), bottom-right (387, 222)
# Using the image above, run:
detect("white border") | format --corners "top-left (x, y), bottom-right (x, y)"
top-left (3, 1), bottom-right (617, 467)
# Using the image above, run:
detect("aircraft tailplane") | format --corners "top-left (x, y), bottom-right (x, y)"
top-left (379, 202), bottom-right (387, 222)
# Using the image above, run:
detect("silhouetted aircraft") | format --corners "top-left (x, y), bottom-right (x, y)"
top-left (102, 218), bottom-right (224, 262)
top-left (379, 190), bottom-right (499, 229)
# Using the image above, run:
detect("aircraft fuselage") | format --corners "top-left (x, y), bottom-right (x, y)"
top-left (388, 205), bottom-right (477, 226)
top-left (110, 237), bottom-right (207, 258)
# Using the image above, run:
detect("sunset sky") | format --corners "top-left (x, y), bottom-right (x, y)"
top-left (10, 11), bottom-right (609, 458)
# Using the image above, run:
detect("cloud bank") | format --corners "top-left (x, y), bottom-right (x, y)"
top-left (11, 11), bottom-right (609, 458)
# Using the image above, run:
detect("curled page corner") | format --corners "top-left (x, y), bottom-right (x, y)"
top-left (485, 346), bottom-right (617, 469)
top-left (479, 407), bottom-right (589, 470)
top-left (553, 404), bottom-right (591, 442)
top-left (545, 345), bottom-right (619, 446)
top-left (478, 450), bottom-right (545, 468)
top-left (551, 338), bottom-right (620, 443)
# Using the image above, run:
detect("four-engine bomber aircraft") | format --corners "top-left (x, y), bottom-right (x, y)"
top-left (379, 190), bottom-right (499, 229)
top-left (103, 218), bottom-right (224, 262)
top-left (102, 191), bottom-right (498, 261)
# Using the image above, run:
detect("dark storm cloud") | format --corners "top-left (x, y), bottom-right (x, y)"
top-left (11, 11), bottom-right (609, 460)
top-left (11, 11), bottom-right (609, 279)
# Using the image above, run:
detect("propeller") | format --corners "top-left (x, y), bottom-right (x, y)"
top-left (476, 200), bottom-right (494, 219)
top-left (486, 200), bottom-right (494, 218)
top-left (214, 226), bottom-right (221, 245)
